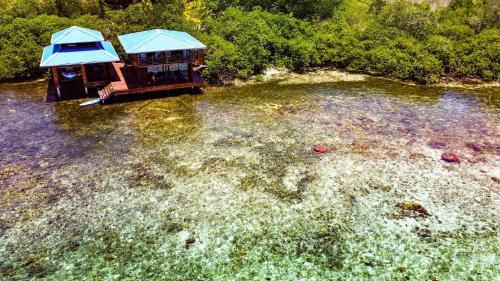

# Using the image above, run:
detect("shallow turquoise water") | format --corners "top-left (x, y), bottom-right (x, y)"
top-left (0, 79), bottom-right (498, 279)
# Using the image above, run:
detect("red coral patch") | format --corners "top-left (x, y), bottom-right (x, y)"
top-left (441, 152), bottom-right (460, 163)
top-left (313, 145), bottom-right (329, 153)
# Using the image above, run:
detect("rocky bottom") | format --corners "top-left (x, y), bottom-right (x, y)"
top-left (0, 79), bottom-right (498, 280)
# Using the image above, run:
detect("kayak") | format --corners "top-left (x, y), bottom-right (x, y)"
top-left (79, 98), bottom-right (101, 107)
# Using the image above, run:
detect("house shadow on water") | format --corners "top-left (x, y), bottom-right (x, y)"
top-left (102, 87), bottom-right (204, 105)
top-left (46, 64), bottom-right (121, 102)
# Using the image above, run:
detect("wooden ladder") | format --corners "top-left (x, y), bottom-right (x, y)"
top-left (97, 84), bottom-right (113, 101)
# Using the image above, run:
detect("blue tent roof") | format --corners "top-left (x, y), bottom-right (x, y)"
top-left (118, 29), bottom-right (206, 54)
top-left (40, 41), bottom-right (119, 67)
top-left (51, 26), bottom-right (105, 45)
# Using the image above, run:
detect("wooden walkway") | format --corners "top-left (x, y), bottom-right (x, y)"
top-left (98, 62), bottom-right (205, 100)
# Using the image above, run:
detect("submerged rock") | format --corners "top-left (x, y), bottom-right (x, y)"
top-left (185, 237), bottom-right (196, 249)
top-left (466, 142), bottom-right (482, 153)
top-left (409, 153), bottom-right (426, 161)
top-left (468, 155), bottom-right (487, 164)
top-left (358, 116), bottom-right (375, 123)
top-left (313, 145), bottom-right (329, 153)
top-left (278, 104), bottom-right (302, 114)
top-left (413, 226), bottom-right (432, 240)
top-left (396, 202), bottom-right (430, 218)
top-left (428, 140), bottom-right (447, 149)
top-left (441, 152), bottom-right (461, 163)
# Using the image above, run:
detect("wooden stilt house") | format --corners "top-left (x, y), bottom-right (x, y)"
top-left (41, 27), bottom-right (207, 102)
top-left (96, 29), bottom-right (206, 100)
top-left (40, 26), bottom-right (120, 99)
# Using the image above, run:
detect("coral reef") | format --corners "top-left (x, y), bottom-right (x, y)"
top-left (0, 79), bottom-right (498, 280)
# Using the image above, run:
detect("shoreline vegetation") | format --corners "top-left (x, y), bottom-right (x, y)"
top-left (0, 0), bottom-right (498, 86)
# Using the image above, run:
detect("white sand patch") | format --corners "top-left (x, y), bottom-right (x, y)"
top-left (276, 69), bottom-right (367, 85)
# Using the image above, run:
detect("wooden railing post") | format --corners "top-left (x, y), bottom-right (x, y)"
top-left (81, 64), bottom-right (89, 95)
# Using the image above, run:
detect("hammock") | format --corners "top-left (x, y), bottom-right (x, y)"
top-left (61, 71), bottom-right (78, 80)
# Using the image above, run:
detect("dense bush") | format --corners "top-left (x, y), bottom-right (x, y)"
top-left (0, 0), bottom-right (498, 83)
top-left (0, 14), bottom-right (70, 79)
top-left (199, 0), bottom-right (342, 19)
top-left (0, 0), bottom-right (193, 80)
top-left (201, 7), bottom-right (318, 82)
top-left (202, 0), bottom-right (498, 84)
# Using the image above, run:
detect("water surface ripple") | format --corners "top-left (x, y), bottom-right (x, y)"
top-left (0, 79), bottom-right (498, 279)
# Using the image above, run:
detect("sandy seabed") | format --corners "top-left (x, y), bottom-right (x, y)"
top-left (0, 77), bottom-right (498, 279)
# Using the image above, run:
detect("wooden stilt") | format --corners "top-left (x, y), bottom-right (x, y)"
top-left (81, 64), bottom-right (88, 95)
top-left (51, 67), bottom-right (61, 98)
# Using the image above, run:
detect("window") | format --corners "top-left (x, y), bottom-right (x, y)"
top-left (147, 65), bottom-right (161, 74)
top-left (61, 42), bottom-right (97, 50)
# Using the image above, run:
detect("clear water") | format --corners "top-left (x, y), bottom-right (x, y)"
top-left (0, 78), bottom-right (498, 279)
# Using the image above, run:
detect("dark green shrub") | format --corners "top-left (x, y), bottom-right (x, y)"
top-left (201, 35), bottom-right (242, 83)
top-left (0, 0), bottom-right (497, 83)
top-left (451, 29), bottom-right (500, 79)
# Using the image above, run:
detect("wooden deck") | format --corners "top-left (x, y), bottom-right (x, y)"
top-left (98, 62), bottom-right (205, 100)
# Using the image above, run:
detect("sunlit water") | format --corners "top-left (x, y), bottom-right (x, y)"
top-left (0, 79), bottom-right (498, 279)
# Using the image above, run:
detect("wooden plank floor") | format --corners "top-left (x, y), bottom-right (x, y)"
top-left (109, 62), bottom-right (205, 96)
top-left (110, 62), bottom-right (128, 92)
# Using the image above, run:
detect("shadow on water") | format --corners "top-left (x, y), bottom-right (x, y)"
top-left (0, 81), bottom-right (131, 169)
top-left (103, 87), bottom-right (203, 105)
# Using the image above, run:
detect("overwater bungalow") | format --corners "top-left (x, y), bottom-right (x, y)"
top-left (41, 27), bottom-right (207, 102)
top-left (101, 29), bottom-right (206, 100)
top-left (40, 26), bottom-right (120, 99)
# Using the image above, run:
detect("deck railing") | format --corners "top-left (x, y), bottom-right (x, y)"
top-left (139, 54), bottom-right (195, 66)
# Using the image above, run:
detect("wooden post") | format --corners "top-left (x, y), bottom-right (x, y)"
top-left (137, 66), bottom-right (141, 88)
top-left (197, 50), bottom-right (205, 65)
top-left (81, 64), bottom-right (88, 95)
top-left (188, 63), bottom-right (194, 82)
top-left (107, 63), bottom-right (113, 80)
top-left (51, 67), bottom-right (61, 98)
top-left (131, 54), bottom-right (139, 67)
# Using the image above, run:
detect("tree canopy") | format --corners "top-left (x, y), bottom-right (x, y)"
top-left (0, 0), bottom-right (498, 83)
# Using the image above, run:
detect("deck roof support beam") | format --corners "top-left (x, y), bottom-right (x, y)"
top-left (50, 67), bottom-right (61, 98)
top-left (81, 64), bottom-right (89, 95)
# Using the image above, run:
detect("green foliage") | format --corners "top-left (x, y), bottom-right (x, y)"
top-left (378, 1), bottom-right (436, 40)
top-left (450, 28), bottom-right (500, 79)
top-left (202, 7), bottom-right (319, 82)
top-left (0, 14), bottom-right (70, 79)
top-left (201, 34), bottom-right (241, 83)
top-left (200, 0), bottom-right (342, 19)
top-left (200, 0), bottom-right (498, 84)
top-left (0, 0), bottom-right (498, 83)
top-left (0, 0), bottom-right (193, 80)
